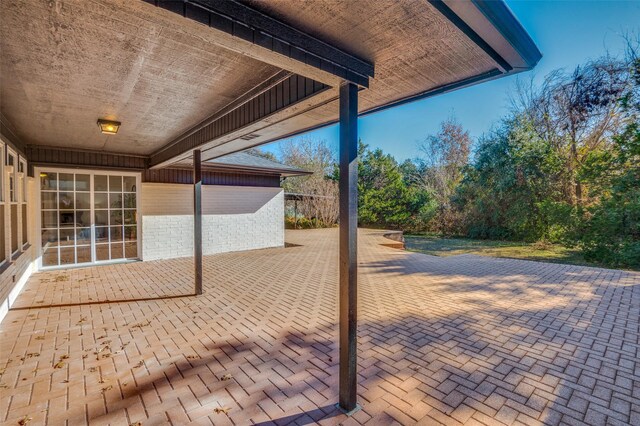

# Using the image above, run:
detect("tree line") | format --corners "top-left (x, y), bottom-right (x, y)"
top-left (267, 46), bottom-right (639, 269)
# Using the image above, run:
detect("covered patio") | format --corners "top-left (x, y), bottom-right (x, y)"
top-left (1, 1), bottom-right (544, 418)
top-left (1, 229), bottom-right (639, 425)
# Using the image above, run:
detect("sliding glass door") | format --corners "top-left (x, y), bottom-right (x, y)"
top-left (93, 175), bottom-right (138, 262)
top-left (39, 170), bottom-right (139, 268)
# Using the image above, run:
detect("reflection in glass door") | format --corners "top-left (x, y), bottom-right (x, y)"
top-left (94, 175), bottom-right (138, 262)
top-left (40, 171), bottom-right (138, 268)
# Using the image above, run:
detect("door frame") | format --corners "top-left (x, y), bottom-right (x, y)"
top-left (35, 167), bottom-right (141, 271)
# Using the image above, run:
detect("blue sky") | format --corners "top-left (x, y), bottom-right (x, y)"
top-left (261, 0), bottom-right (640, 162)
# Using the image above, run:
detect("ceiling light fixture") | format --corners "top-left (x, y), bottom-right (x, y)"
top-left (97, 119), bottom-right (121, 135)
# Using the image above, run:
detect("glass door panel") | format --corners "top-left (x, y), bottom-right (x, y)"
top-left (40, 171), bottom-right (138, 267)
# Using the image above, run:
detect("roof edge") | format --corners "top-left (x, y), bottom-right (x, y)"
top-left (203, 161), bottom-right (312, 177)
top-left (471, 0), bottom-right (542, 70)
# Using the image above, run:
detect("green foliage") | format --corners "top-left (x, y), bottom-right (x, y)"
top-left (579, 193), bottom-right (640, 268)
top-left (454, 117), bottom-right (570, 241)
top-left (577, 113), bottom-right (640, 267)
top-left (358, 143), bottom-right (419, 229)
top-left (571, 55), bottom-right (640, 268)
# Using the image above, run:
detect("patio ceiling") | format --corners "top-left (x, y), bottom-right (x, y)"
top-left (0, 0), bottom-right (540, 167)
top-left (0, 0), bottom-right (281, 155)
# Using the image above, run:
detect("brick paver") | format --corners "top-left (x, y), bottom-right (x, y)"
top-left (1, 228), bottom-right (638, 425)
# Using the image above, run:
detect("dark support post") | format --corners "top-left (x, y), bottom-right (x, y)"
top-left (294, 199), bottom-right (298, 229)
top-left (338, 82), bottom-right (359, 413)
top-left (194, 149), bottom-right (203, 295)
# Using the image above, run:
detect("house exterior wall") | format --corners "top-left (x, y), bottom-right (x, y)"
top-left (0, 171), bottom-right (37, 322)
top-left (140, 183), bottom-right (284, 261)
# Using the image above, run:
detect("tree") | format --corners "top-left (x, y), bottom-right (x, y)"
top-left (416, 118), bottom-right (471, 235)
top-left (515, 57), bottom-right (631, 207)
top-left (244, 147), bottom-right (278, 162)
top-left (277, 138), bottom-right (339, 227)
top-left (455, 116), bottom-right (570, 241)
top-left (576, 44), bottom-right (640, 267)
top-left (358, 142), bottom-right (416, 229)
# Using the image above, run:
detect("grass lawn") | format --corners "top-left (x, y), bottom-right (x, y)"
top-left (403, 235), bottom-right (593, 267)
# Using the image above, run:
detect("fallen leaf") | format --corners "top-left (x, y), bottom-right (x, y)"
top-left (34, 336), bottom-right (45, 341)
top-left (54, 362), bottom-right (65, 369)
top-left (18, 415), bottom-right (32, 425)
top-left (133, 361), bottom-right (144, 368)
top-left (88, 367), bottom-right (97, 373)
top-left (129, 320), bottom-right (151, 329)
top-left (213, 407), bottom-right (231, 415)
top-left (220, 374), bottom-right (233, 381)
top-left (129, 422), bottom-right (142, 426)
top-left (59, 354), bottom-right (69, 360)
top-left (101, 385), bottom-right (113, 393)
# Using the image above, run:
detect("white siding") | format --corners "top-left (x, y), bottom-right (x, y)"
top-left (140, 183), bottom-right (284, 261)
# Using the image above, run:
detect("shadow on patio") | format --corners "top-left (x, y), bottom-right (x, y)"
top-left (81, 294), bottom-right (638, 425)
top-left (1, 229), bottom-right (638, 425)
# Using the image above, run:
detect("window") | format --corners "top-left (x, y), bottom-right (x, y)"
top-left (0, 141), bottom-right (5, 266)
top-left (7, 148), bottom-right (18, 254)
top-left (0, 141), bottom-right (3, 203)
top-left (19, 158), bottom-right (28, 248)
top-left (7, 149), bottom-right (15, 203)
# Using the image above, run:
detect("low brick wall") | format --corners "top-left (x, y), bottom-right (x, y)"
top-left (381, 231), bottom-right (405, 249)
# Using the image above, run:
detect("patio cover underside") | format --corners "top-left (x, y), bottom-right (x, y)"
top-left (0, 0), bottom-right (538, 169)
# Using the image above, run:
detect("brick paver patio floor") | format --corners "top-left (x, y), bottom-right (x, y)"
top-left (1, 229), bottom-right (639, 425)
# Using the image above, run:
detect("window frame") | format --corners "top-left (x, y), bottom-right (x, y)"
top-left (6, 146), bottom-right (19, 257)
top-left (0, 140), bottom-right (4, 204)
top-left (19, 157), bottom-right (28, 249)
top-left (6, 146), bottom-right (16, 204)
top-left (36, 167), bottom-right (141, 270)
top-left (0, 141), bottom-right (5, 267)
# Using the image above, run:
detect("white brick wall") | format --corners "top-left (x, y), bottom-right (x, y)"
top-left (140, 183), bottom-right (284, 261)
